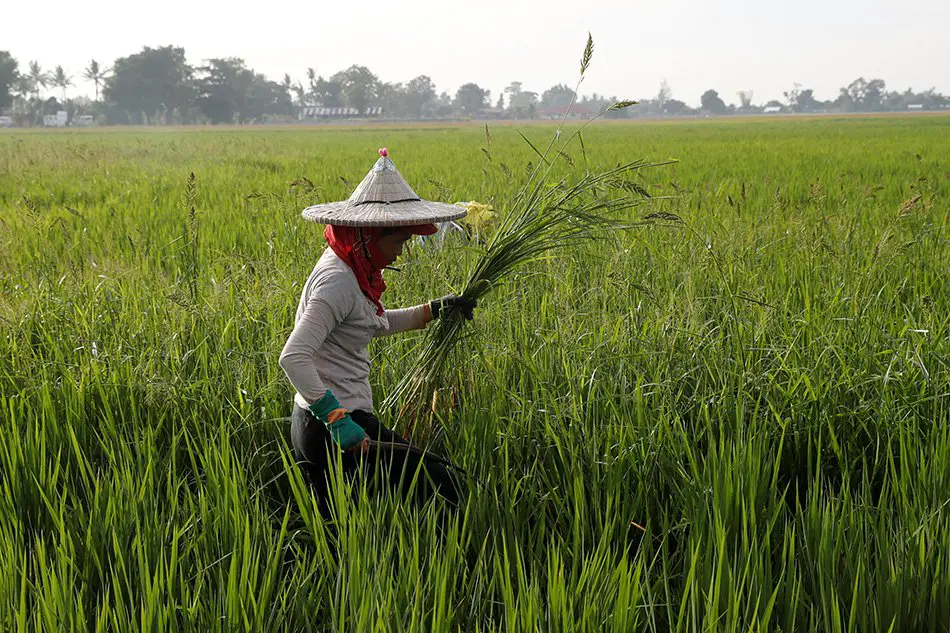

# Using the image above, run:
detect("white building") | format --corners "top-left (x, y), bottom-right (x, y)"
top-left (299, 106), bottom-right (383, 119)
top-left (42, 111), bottom-right (68, 127)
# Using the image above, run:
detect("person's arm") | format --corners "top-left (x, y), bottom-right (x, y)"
top-left (279, 284), bottom-right (368, 451)
top-left (376, 304), bottom-right (431, 337)
top-left (278, 295), bottom-right (339, 402)
top-left (375, 295), bottom-right (478, 338)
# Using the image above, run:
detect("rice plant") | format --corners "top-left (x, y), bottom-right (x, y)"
top-left (0, 112), bottom-right (948, 631)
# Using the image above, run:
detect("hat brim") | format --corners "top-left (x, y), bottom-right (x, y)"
top-left (302, 199), bottom-right (467, 227)
top-left (404, 223), bottom-right (439, 236)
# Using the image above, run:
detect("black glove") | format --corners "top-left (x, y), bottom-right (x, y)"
top-left (430, 295), bottom-right (477, 321)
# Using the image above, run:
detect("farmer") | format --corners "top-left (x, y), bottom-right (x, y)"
top-left (279, 148), bottom-right (476, 517)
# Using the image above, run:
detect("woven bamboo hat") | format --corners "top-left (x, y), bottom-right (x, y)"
top-left (302, 148), bottom-right (467, 227)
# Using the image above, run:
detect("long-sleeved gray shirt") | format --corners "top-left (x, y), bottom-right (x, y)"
top-left (279, 248), bottom-right (428, 413)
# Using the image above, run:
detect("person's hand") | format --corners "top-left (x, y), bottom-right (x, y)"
top-left (429, 295), bottom-right (477, 321)
top-left (326, 411), bottom-right (370, 452)
top-left (309, 389), bottom-right (369, 451)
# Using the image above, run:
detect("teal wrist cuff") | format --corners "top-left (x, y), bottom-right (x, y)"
top-left (309, 389), bottom-right (341, 421)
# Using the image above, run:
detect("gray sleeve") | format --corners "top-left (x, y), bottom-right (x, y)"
top-left (278, 279), bottom-right (353, 404)
top-left (376, 304), bottom-right (429, 337)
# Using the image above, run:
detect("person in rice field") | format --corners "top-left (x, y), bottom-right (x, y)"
top-left (279, 148), bottom-right (476, 518)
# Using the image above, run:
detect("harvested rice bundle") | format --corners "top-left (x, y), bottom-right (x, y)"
top-left (384, 35), bottom-right (674, 441)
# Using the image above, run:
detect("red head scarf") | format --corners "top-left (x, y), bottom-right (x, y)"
top-left (324, 224), bottom-right (438, 316)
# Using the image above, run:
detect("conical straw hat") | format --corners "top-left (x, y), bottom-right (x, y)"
top-left (302, 148), bottom-right (467, 227)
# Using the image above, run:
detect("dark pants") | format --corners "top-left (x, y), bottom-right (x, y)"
top-left (290, 404), bottom-right (464, 518)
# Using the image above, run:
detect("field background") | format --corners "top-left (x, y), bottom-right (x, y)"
top-left (1, 116), bottom-right (948, 631)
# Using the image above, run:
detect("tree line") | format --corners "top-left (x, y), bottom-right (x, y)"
top-left (0, 46), bottom-right (947, 126)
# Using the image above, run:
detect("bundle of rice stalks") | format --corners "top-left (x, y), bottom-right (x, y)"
top-left (383, 35), bottom-right (675, 442)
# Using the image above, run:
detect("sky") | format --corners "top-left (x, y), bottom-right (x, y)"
top-left (2, 0), bottom-right (948, 107)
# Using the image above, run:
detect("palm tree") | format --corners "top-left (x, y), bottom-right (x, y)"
top-left (82, 59), bottom-right (110, 101)
top-left (13, 75), bottom-right (33, 102)
top-left (306, 67), bottom-right (317, 96)
top-left (28, 61), bottom-right (49, 100)
top-left (12, 75), bottom-right (34, 122)
top-left (51, 65), bottom-right (73, 102)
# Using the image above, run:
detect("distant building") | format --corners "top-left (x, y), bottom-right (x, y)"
top-left (299, 106), bottom-right (383, 119)
top-left (907, 104), bottom-right (924, 110)
top-left (538, 104), bottom-right (596, 120)
top-left (42, 111), bottom-right (68, 127)
top-left (478, 107), bottom-right (506, 119)
top-left (763, 105), bottom-right (782, 114)
top-left (0, 116), bottom-right (13, 128)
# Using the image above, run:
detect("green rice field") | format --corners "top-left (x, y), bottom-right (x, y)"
top-left (1, 115), bottom-right (948, 631)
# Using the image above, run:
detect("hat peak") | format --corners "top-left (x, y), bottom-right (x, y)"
top-left (350, 154), bottom-right (419, 204)
top-left (372, 156), bottom-right (397, 173)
